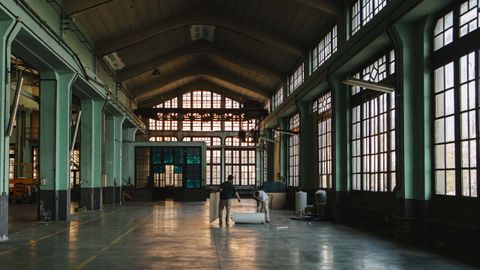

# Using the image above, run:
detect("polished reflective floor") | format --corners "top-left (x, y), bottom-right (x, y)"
top-left (0, 200), bottom-right (477, 270)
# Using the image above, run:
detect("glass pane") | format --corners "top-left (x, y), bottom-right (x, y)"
top-left (435, 145), bottom-right (445, 169)
top-left (435, 171), bottom-right (445, 194)
top-left (446, 170), bottom-right (456, 195)
top-left (445, 116), bottom-right (455, 142)
top-left (445, 143), bottom-right (456, 168)
top-left (434, 119), bottom-right (445, 143)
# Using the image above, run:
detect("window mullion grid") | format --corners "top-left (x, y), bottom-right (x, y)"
top-left (238, 150), bottom-right (242, 186)
top-left (442, 66), bottom-right (449, 195)
top-left (454, 58), bottom-right (462, 196)
top-left (386, 92), bottom-right (393, 192)
top-left (476, 49), bottom-right (480, 198)
top-left (376, 97), bottom-right (382, 192)
top-left (453, 5), bottom-right (460, 45)
top-left (360, 102), bottom-right (365, 191)
top-left (367, 100), bottom-right (372, 191)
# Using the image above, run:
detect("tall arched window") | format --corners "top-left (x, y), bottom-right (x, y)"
top-left (433, 1), bottom-right (479, 197)
top-left (313, 91), bottom-right (333, 189)
top-left (351, 50), bottom-right (396, 192)
top-left (289, 114), bottom-right (300, 187)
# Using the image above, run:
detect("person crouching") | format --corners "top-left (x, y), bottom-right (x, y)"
top-left (253, 190), bottom-right (270, 223)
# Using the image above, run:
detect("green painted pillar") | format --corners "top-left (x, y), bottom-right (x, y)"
top-left (278, 117), bottom-right (288, 185)
top-left (330, 74), bottom-right (350, 216)
top-left (299, 101), bottom-right (314, 190)
top-left (390, 18), bottom-right (433, 217)
top-left (39, 72), bottom-right (76, 221)
top-left (331, 75), bottom-right (350, 192)
top-left (265, 128), bottom-right (274, 182)
top-left (79, 98), bottom-right (104, 210)
top-left (14, 111), bottom-right (32, 177)
top-left (21, 111), bottom-right (33, 166)
top-left (256, 147), bottom-right (262, 186)
top-left (122, 125), bottom-right (137, 187)
top-left (104, 114), bottom-right (124, 205)
top-left (0, 16), bottom-right (19, 241)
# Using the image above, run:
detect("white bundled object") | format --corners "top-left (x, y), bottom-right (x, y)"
top-left (233, 213), bottom-right (265, 224)
top-left (295, 191), bottom-right (307, 216)
top-left (209, 192), bottom-right (220, 223)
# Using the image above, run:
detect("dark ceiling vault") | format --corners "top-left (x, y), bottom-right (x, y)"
top-left (66, 0), bottom-right (339, 107)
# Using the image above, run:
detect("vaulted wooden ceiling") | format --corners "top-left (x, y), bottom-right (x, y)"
top-left (66, 0), bottom-right (340, 107)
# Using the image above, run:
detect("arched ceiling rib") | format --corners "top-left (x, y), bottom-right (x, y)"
top-left (139, 80), bottom-right (257, 108)
top-left (66, 0), bottom-right (339, 106)
top-left (118, 40), bottom-right (284, 82)
top-left (135, 64), bottom-right (270, 102)
top-left (96, 9), bottom-right (304, 57)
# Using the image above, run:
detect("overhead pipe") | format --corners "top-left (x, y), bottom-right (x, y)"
top-left (70, 110), bottom-right (82, 154)
top-left (1, 17), bottom-right (20, 195)
top-left (272, 128), bottom-right (298, 137)
top-left (343, 78), bottom-right (395, 93)
top-left (7, 70), bottom-right (24, 137)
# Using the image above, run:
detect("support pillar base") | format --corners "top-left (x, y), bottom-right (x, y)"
top-left (79, 187), bottom-right (102, 210)
top-left (38, 190), bottom-right (70, 221)
top-left (0, 195), bottom-right (8, 241)
top-left (104, 187), bottom-right (121, 205)
top-left (116, 187), bottom-right (122, 205)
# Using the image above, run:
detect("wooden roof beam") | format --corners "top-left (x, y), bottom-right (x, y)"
top-left (118, 40), bottom-right (284, 82)
top-left (64, 0), bottom-right (117, 17)
top-left (134, 65), bottom-right (271, 101)
top-left (97, 9), bottom-right (304, 57)
top-left (294, 0), bottom-right (340, 16)
top-left (139, 80), bottom-right (256, 108)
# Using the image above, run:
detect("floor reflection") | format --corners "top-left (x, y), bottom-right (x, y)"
top-left (1, 200), bottom-right (478, 270)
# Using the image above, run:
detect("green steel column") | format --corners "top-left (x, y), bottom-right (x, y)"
top-left (115, 118), bottom-right (124, 203)
top-left (278, 117), bottom-right (288, 185)
top-left (104, 114), bottom-right (124, 205)
top-left (21, 111), bottom-right (33, 166)
top-left (15, 111), bottom-right (32, 177)
top-left (13, 111), bottom-right (21, 178)
top-left (329, 1), bottom-right (349, 211)
top-left (0, 16), bottom-right (19, 241)
top-left (299, 101), bottom-right (314, 190)
top-left (330, 75), bottom-right (350, 192)
top-left (39, 72), bottom-right (76, 221)
top-left (330, 75), bottom-right (350, 215)
top-left (79, 98), bottom-right (104, 210)
top-left (390, 19), bottom-right (433, 217)
top-left (266, 128), bottom-right (274, 182)
top-left (122, 125), bottom-right (137, 187)
top-left (256, 147), bottom-right (262, 186)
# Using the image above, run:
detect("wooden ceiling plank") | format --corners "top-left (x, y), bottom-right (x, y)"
top-left (138, 79), bottom-right (260, 108)
top-left (119, 41), bottom-right (284, 82)
top-left (65, 0), bottom-right (118, 17)
top-left (134, 64), bottom-right (272, 100)
top-left (96, 9), bottom-right (304, 57)
top-left (293, 0), bottom-right (339, 16)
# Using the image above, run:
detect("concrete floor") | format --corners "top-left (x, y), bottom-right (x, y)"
top-left (0, 200), bottom-right (477, 270)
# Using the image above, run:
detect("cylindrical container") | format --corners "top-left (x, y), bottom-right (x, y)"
top-left (233, 213), bottom-right (265, 224)
top-left (295, 191), bottom-right (307, 216)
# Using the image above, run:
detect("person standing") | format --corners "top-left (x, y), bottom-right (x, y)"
top-left (218, 175), bottom-right (241, 226)
top-left (254, 190), bottom-right (270, 223)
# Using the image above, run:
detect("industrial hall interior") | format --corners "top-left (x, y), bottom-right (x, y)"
top-left (0, 0), bottom-right (479, 269)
